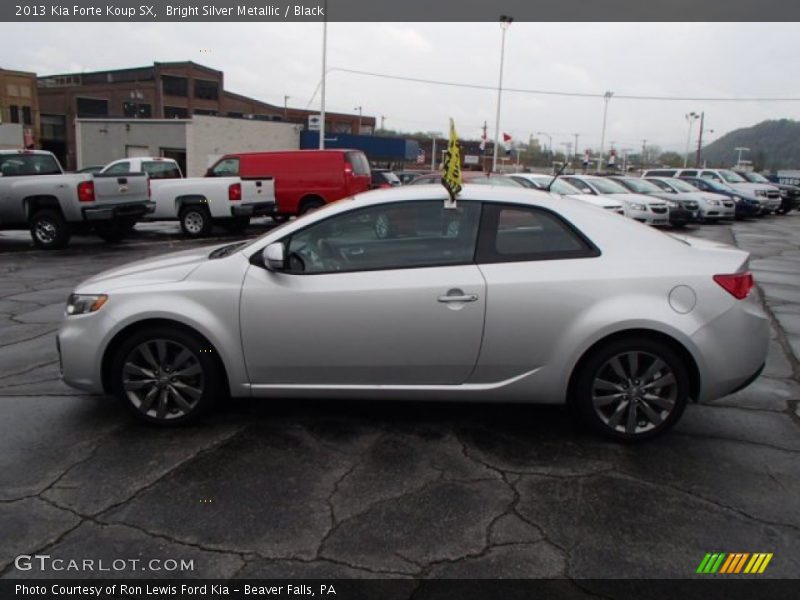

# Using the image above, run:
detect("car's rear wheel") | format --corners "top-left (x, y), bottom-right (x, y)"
top-left (271, 214), bottom-right (289, 224)
top-left (179, 206), bottom-right (212, 237)
top-left (30, 209), bottom-right (71, 250)
top-left (571, 337), bottom-right (689, 442)
top-left (299, 197), bottom-right (325, 215)
top-left (110, 327), bottom-right (223, 425)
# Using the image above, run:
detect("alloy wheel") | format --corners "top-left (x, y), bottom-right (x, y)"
top-left (35, 220), bottom-right (57, 244)
top-left (184, 211), bottom-right (205, 235)
top-left (122, 339), bottom-right (204, 421)
top-left (591, 351), bottom-right (677, 435)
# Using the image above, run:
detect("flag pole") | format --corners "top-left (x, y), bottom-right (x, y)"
top-left (492, 15), bottom-right (513, 172)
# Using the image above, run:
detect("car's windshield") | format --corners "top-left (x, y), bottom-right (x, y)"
top-left (586, 178), bottom-right (629, 194)
top-left (618, 178), bottom-right (662, 194)
top-left (666, 178), bottom-right (698, 193)
top-left (718, 170), bottom-right (746, 183)
top-left (741, 171), bottom-right (770, 184)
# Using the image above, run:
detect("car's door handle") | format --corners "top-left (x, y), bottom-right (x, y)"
top-left (437, 293), bottom-right (479, 303)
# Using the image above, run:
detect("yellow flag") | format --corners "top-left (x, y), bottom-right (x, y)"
top-left (441, 118), bottom-right (462, 206)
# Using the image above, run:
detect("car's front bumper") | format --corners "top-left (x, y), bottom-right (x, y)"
top-left (57, 310), bottom-right (117, 394)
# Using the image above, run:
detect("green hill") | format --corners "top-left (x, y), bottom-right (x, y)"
top-left (700, 119), bottom-right (800, 171)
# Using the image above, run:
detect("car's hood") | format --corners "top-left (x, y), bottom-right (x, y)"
top-left (697, 192), bottom-right (730, 202)
top-left (610, 192), bottom-right (665, 206)
top-left (728, 182), bottom-right (777, 193)
top-left (76, 245), bottom-right (214, 292)
top-left (565, 193), bottom-right (622, 208)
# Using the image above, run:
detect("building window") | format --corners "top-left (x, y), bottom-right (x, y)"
top-left (194, 79), bottom-right (219, 100)
top-left (193, 108), bottom-right (217, 116)
top-left (164, 106), bottom-right (188, 119)
top-left (6, 84), bottom-right (19, 96)
top-left (20, 85), bottom-right (31, 98)
top-left (161, 75), bottom-right (188, 97)
top-left (40, 115), bottom-right (66, 141)
top-left (123, 102), bottom-right (152, 118)
top-left (76, 97), bottom-right (109, 118)
top-left (9, 105), bottom-right (19, 123)
top-left (227, 112), bottom-right (244, 119)
top-left (22, 106), bottom-right (32, 125)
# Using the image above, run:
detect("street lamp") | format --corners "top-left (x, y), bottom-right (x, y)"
top-left (683, 112), bottom-right (699, 168)
top-left (597, 91), bottom-right (613, 171)
top-left (536, 131), bottom-right (552, 159)
top-left (354, 106), bottom-right (362, 134)
top-left (492, 14), bottom-right (513, 172)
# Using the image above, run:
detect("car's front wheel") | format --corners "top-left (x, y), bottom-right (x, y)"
top-left (571, 337), bottom-right (689, 442)
top-left (110, 327), bottom-right (223, 425)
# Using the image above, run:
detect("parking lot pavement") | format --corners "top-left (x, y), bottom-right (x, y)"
top-left (1, 217), bottom-right (799, 584)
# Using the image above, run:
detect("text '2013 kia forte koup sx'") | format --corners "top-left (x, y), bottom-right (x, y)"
top-left (57, 185), bottom-right (769, 442)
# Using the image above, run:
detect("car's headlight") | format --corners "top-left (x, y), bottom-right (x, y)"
top-left (780, 190), bottom-right (788, 197)
top-left (732, 195), bottom-right (742, 203)
top-left (707, 199), bottom-right (720, 206)
top-left (628, 202), bottom-right (646, 210)
top-left (755, 189), bottom-right (767, 197)
top-left (66, 294), bottom-right (108, 316)
top-left (665, 200), bottom-right (679, 208)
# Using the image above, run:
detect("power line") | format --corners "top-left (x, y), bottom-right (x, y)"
top-left (331, 67), bottom-right (800, 103)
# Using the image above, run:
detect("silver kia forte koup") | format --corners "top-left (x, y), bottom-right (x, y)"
top-left (57, 185), bottom-right (769, 441)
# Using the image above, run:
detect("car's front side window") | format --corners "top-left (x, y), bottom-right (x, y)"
top-left (283, 200), bottom-right (482, 274)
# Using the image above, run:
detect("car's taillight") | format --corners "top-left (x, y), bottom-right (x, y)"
top-left (77, 181), bottom-right (95, 202)
top-left (713, 272), bottom-right (754, 299)
top-left (228, 183), bottom-right (242, 201)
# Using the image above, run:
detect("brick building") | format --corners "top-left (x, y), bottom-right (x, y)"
top-left (0, 68), bottom-right (40, 148)
top-left (36, 61), bottom-right (374, 170)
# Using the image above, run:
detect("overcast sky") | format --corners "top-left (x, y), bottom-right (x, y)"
top-left (3, 22), bottom-right (800, 152)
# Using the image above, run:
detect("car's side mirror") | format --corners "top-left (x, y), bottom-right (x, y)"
top-left (262, 242), bottom-right (286, 271)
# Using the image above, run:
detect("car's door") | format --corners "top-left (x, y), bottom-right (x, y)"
top-left (240, 199), bottom-right (486, 386)
top-left (472, 203), bottom-right (601, 382)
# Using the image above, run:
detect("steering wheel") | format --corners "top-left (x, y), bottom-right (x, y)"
top-left (316, 239), bottom-right (344, 271)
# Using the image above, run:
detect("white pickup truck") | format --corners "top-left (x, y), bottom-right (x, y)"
top-left (100, 157), bottom-right (276, 237)
top-left (0, 150), bottom-right (153, 249)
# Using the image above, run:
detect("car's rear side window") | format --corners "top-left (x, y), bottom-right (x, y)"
top-left (0, 154), bottom-right (61, 176)
top-left (143, 161), bottom-right (182, 179)
top-left (346, 151), bottom-right (370, 176)
top-left (210, 158), bottom-right (239, 177)
top-left (477, 204), bottom-right (599, 263)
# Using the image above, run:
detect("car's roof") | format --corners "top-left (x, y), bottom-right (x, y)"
top-left (351, 183), bottom-right (548, 205)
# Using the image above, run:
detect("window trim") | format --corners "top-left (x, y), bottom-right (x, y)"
top-left (259, 199), bottom-right (484, 276)
top-left (475, 203), bottom-right (601, 264)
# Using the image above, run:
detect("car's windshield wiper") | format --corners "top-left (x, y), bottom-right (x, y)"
top-left (209, 242), bottom-right (246, 259)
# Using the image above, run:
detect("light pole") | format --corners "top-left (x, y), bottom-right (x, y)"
top-left (429, 132), bottom-right (442, 171)
top-left (735, 146), bottom-right (750, 169)
top-left (536, 131), bottom-right (552, 161)
top-left (597, 91), bottom-right (613, 171)
top-left (318, 1), bottom-right (328, 149)
top-left (283, 95), bottom-right (290, 121)
top-left (492, 15), bottom-right (513, 172)
top-left (354, 106), bottom-right (362, 134)
top-left (641, 139), bottom-right (647, 169)
top-left (573, 133), bottom-right (579, 161)
top-left (683, 112), bottom-right (699, 167)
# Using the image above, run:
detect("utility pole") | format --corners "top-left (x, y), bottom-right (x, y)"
top-left (641, 139), bottom-right (647, 169)
top-left (598, 91), bottom-right (613, 171)
top-left (734, 147), bottom-right (750, 169)
top-left (318, 2), bottom-right (327, 149)
top-left (354, 106), bottom-right (362, 134)
top-left (695, 111), bottom-right (705, 167)
top-left (380, 115), bottom-right (386, 130)
top-left (492, 15), bottom-right (513, 172)
top-left (284, 95), bottom-right (290, 121)
top-left (573, 133), bottom-right (579, 161)
top-left (683, 112), bottom-right (699, 167)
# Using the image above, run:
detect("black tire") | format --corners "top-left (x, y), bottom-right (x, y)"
top-left (271, 214), bottom-right (289, 224)
top-left (569, 336), bottom-right (689, 442)
top-left (179, 205), bottom-right (212, 238)
top-left (109, 326), bottom-right (224, 426)
top-left (119, 217), bottom-right (137, 233)
top-left (95, 222), bottom-right (128, 243)
top-left (298, 197), bottom-right (325, 215)
top-left (220, 216), bottom-right (250, 233)
top-left (30, 209), bottom-right (71, 250)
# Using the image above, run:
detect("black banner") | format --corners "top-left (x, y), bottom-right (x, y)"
top-left (3, 0), bottom-right (800, 22)
top-left (3, 579), bottom-right (799, 600)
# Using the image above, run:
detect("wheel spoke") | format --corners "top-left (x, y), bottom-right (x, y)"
top-left (593, 392), bottom-right (626, 407)
top-left (155, 340), bottom-right (167, 366)
top-left (593, 378), bottom-right (624, 392)
top-left (171, 379), bottom-right (202, 400)
top-left (643, 393), bottom-right (675, 410)
top-left (626, 401), bottom-right (638, 434)
top-left (173, 362), bottom-right (202, 378)
top-left (139, 386), bottom-right (159, 413)
top-left (156, 388), bottom-right (169, 420)
top-left (638, 400), bottom-right (664, 426)
top-left (124, 379), bottom-right (156, 391)
top-left (639, 358), bottom-right (666, 383)
top-left (168, 385), bottom-right (194, 413)
top-left (124, 362), bottom-right (155, 379)
top-left (607, 400), bottom-right (630, 428)
top-left (138, 344), bottom-right (160, 369)
top-left (642, 372), bottom-right (675, 391)
top-left (609, 356), bottom-right (628, 380)
top-left (171, 348), bottom-right (193, 371)
top-left (626, 352), bottom-right (639, 378)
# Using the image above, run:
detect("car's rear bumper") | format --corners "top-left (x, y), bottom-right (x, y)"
top-left (82, 201), bottom-right (155, 222)
top-left (231, 201), bottom-right (275, 217)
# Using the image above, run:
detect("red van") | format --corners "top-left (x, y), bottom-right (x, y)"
top-left (207, 149), bottom-right (371, 220)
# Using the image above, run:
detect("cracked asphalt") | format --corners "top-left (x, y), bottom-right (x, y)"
top-left (1, 216), bottom-right (799, 583)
